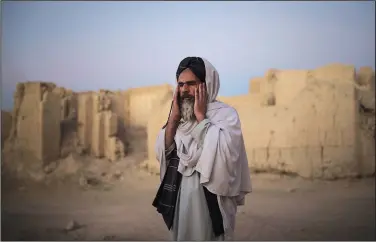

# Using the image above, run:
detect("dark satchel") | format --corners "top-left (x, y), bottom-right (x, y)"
top-left (152, 144), bottom-right (182, 230)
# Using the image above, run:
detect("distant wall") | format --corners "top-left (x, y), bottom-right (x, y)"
top-left (146, 64), bottom-right (375, 179)
top-left (75, 85), bottom-right (172, 158)
top-left (6, 64), bottom-right (374, 178)
top-left (8, 82), bottom-right (61, 163)
top-left (41, 88), bottom-right (61, 162)
top-left (249, 77), bottom-right (263, 94)
top-left (146, 95), bottom-right (173, 171)
top-left (124, 84), bottom-right (173, 128)
top-left (218, 94), bottom-right (263, 109)
top-left (356, 67), bottom-right (375, 176)
top-left (16, 83), bottom-right (43, 160)
top-left (77, 92), bottom-right (94, 152)
top-left (1, 111), bottom-right (12, 149)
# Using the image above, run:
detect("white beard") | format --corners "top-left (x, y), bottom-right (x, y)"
top-left (180, 98), bottom-right (195, 122)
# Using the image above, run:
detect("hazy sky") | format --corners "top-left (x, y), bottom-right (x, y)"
top-left (1, 1), bottom-right (375, 109)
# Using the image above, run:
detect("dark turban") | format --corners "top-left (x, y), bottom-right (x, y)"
top-left (176, 57), bottom-right (206, 83)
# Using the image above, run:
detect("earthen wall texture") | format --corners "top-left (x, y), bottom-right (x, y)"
top-left (77, 92), bottom-right (94, 151)
top-left (5, 64), bottom-right (374, 179)
top-left (16, 83), bottom-right (43, 160)
top-left (9, 82), bottom-right (62, 163)
top-left (124, 84), bottom-right (172, 128)
top-left (1, 111), bottom-right (12, 149)
top-left (147, 64), bottom-right (375, 178)
top-left (41, 89), bottom-right (61, 163)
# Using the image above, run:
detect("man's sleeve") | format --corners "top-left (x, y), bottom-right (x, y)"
top-left (165, 141), bottom-right (176, 157)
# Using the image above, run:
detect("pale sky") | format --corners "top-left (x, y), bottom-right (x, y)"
top-left (1, 1), bottom-right (375, 110)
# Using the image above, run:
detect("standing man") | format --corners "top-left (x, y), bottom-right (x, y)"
top-left (153, 57), bottom-right (252, 241)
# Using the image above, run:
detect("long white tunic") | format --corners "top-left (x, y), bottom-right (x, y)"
top-left (158, 115), bottom-right (248, 241)
top-left (171, 171), bottom-right (224, 241)
top-left (156, 58), bottom-right (252, 241)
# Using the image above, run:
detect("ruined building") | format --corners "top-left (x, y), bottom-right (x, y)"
top-left (1, 64), bottom-right (375, 180)
top-left (2, 82), bottom-right (172, 165)
top-left (146, 64), bottom-right (375, 179)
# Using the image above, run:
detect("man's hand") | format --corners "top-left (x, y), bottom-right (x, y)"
top-left (194, 83), bottom-right (207, 123)
top-left (169, 85), bottom-right (181, 123)
top-left (165, 86), bottom-right (180, 148)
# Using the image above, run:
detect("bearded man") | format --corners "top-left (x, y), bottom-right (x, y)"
top-left (152, 57), bottom-right (252, 241)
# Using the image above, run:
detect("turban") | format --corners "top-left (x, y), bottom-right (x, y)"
top-left (176, 57), bottom-right (206, 83)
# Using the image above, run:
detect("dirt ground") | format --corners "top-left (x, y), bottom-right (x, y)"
top-left (2, 168), bottom-right (375, 241)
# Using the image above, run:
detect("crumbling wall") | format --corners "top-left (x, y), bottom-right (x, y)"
top-left (91, 91), bottom-right (110, 157)
top-left (76, 89), bottom-right (128, 160)
top-left (147, 64), bottom-right (374, 179)
top-left (12, 83), bottom-right (43, 159)
top-left (59, 88), bottom-right (79, 158)
top-left (85, 90), bottom-right (125, 161)
top-left (273, 70), bottom-right (309, 106)
top-left (356, 67), bottom-right (375, 176)
top-left (6, 82), bottom-right (61, 163)
top-left (40, 85), bottom-right (62, 163)
top-left (109, 91), bottom-right (127, 150)
top-left (239, 64), bottom-right (372, 179)
top-left (124, 84), bottom-right (173, 128)
top-left (217, 94), bottom-right (263, 109)
top-left (1, 111), bottom-right (12, 149)
top-left (145, 95), bottom-right (173, 172)
top-left (248, 74), bottom-right (276, 107)
top-left (77, 92), bottom-right (94, 153)
top-left (5, 64), bottom-right (373, 179)
top-left (249, 77), bottom-right (263, 94)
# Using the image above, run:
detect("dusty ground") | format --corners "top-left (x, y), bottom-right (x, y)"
top-left (2, 168), bottom-right (375, 241)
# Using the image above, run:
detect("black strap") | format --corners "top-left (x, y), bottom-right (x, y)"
top-left (203, 186), bottom-right (225, 237)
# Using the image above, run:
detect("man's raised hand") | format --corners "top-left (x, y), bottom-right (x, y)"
top-left (169, 85), bottom-right (181, 124)
top-left (194, 83), bottom-right (207, 123)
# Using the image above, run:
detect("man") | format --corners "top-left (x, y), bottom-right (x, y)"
top-left (152, 57), bottom-right (252, 241)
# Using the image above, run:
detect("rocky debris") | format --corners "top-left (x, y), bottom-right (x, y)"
top-left (75, 144), bottom-right (87, 155)
top-left (112, 170), bottom-right (124, 180)
top-left (83, 176), bottom-right (103, 187)
top-left (139, 159), bottom-right (160, 175)
top-left (65, 220), bottom-right (82, 232)
top-left (43, 161), bottom-right (58, 174)
top-left (3, 142), bottom-right (134, 189)
top-left (287, 187), bottom-right (298, 193)
top-left (28, 170), bottom-right (46, 182)
top-left (103, 235), bottom-right (117, 241)
top-left (107, 137), bottom-right (126, 162)
top-left (77, 168), bottom-right (125, 190)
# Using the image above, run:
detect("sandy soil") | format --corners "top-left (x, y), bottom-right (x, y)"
top-left (2, 169), bottom-right (375, 241)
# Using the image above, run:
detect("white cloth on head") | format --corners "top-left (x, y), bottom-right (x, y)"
top-left (155, 58), bottom-right (252, 240)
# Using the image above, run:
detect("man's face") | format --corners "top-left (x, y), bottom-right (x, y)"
top-left (177, 68), bottom-right (201, 100)
top-left (177, 68), bottom-right (201, 122)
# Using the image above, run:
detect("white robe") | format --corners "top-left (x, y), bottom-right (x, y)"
top-left (155, 58), bottom-right (252, 241)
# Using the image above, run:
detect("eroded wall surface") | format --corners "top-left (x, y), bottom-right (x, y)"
top-left (6, 82), bottom-right (62, 163)
top-left (147, 95), bottom-right (173, 162)
top-left (14, 83), bottom-right (43, 159)
top-left (5, 63), bottom-right (374, 179)
top-left (77, 92), bottom-right (94, 152)
top-left (124, 84), bottom-right (173, 128)
top-left (147, 64), bottom-right (375, 179)
top-left (1, 111), bottom-right (12, 149)
top-left (75, 85), bottom-right (172, 159)
top-left (41, 88), bottom-right (62, 163)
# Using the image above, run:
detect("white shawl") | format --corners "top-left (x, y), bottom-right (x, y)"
top-left (155, 58), bottom-right (252, 201)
